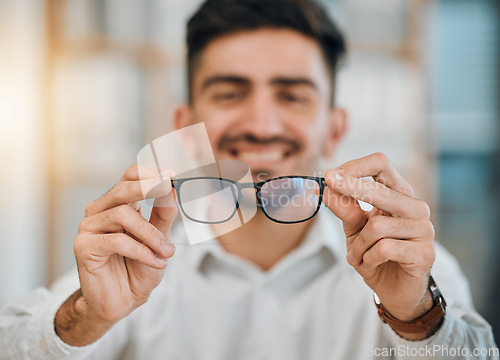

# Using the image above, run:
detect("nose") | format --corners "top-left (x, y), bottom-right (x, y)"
top-left (239, 88), bottom-right (284, 138)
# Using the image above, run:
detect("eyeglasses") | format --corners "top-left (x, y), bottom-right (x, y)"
top-left (171, 176), bottom-right (326, 224)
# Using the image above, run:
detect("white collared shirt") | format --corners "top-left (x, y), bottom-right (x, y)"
top-left (0, 210), bottom-right (498, 359)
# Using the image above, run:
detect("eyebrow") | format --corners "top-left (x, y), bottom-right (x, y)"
top-left (200, 75), bottom-right (318, 93)
top-left (201, 75), bottom-right (250, 92)
top-left (270, 77), bottom-right (318, 91)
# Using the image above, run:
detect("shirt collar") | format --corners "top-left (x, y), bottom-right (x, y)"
top-left (298, 209), bottom-right (346, 261)
top-left (179, 208), bottom-right (346, 270)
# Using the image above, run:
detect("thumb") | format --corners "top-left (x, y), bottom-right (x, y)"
top-left (323, 170), bottom-right (367, 237)
top-left (150, 188), bottom-right (178, 239)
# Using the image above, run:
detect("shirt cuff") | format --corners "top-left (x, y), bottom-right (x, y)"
top-left (25, 292), bottom-right (102, 359)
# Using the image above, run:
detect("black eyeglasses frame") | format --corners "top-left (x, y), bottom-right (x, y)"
top-left (170, 175), bottom-right (327, 225)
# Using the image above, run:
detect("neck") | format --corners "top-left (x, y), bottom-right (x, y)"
top-left (216, 211), bottom-right (315, 271)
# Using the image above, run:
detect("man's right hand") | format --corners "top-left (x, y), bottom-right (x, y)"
top-left (55, 166), bottom-right (177, 346)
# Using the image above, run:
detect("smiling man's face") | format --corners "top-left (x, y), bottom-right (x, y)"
top-left (176, 27), bottom-right (346, 179)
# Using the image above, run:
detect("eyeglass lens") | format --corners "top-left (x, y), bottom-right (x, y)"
top-left (259, 178), bottom-right (321, 223)
top-left (178, 178), bottom-right (240, 224)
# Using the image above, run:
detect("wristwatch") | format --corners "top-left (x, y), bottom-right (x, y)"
top-left (373, 275), bottom-right (447, 334)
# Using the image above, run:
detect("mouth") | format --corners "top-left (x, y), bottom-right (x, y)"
top-left (228, 148), bottom-right (294, 162)
top-left (222, 146), bottom-right (298, 176)
top-left (218, 135), bottom-right (301, 175)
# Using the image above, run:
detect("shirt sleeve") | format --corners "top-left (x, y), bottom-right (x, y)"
top-left (381, 242), bottom-right (499, 360)
top-left (0, 270), bottom-right (102, 360)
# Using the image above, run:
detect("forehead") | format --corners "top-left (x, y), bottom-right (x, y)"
top-left (192, 28), bottom-right (331, 95)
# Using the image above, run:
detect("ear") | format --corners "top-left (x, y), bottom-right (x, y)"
top-left (173, 104), bottom-right (193, 131)
top-left (322, 107), bottom-right (348, 159)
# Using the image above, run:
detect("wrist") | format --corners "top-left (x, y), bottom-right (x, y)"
top-left (55, 289), bottom-right (114, 347)
top-left (386, 288), bottom-right (434, 322)
top-left (374, 276), bottom-right (447, 340)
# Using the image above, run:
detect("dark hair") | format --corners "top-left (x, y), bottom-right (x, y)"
top-left (186, 0), bottom-right (347, 105)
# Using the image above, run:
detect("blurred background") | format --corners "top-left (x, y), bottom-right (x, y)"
top-left (0, 0), bottom-right (498, 341)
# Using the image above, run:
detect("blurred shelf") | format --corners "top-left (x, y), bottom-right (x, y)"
top-left (57, 37), bottom-right (170, 68)
top-left (348, 42), bottom-right (418, 62)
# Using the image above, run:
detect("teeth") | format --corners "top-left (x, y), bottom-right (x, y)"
top-left (239, 151), bottom-right (283, 162)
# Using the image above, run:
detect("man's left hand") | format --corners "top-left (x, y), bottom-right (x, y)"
top-left (323, 153), bottom-right (436, 329)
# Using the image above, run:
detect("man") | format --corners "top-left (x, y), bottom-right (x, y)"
top-left (0, 0), bottom-right (497, 359)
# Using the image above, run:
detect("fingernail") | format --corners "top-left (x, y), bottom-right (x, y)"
top-left (156, 254), bottom-right (168, 265)
top-left (346, 251), bottom-right (354, 265)
top-left (334, 170), bottom-right (345, 184)
top-left (162, 239), bottom-right (175, 253)
top-left (147, 180), bottom-right (172, 199)
top-left (161, 169), bottom-right (175, 180)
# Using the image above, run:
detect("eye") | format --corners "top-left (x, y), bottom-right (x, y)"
top-left (214, 91), bottom-right (243, 102)
top-left (279, 92), bottom-right (306, 104)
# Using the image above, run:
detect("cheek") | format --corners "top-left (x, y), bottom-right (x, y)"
top-left (192, 107), bottom-right (233, 149)
top-left (297, 117), bottom-right (329, 154)
top-left (203, 120), bottom-right (224, 146)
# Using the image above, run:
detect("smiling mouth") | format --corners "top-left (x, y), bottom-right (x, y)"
top-left (219, 134), bottom-right (301, 166)
top-left (227, 148), bottom-right (294, 162)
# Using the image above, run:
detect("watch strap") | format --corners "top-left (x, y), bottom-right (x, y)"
top-left (374, 276), bottom-right (447, 334)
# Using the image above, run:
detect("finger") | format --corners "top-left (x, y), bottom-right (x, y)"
top-left (121, 165), bottom-right (173, 182)
top-left (149, 190), bottom-right (178, 239)
top-left (348, 216), bottom-right (435, 266)
top-left (85, 172), bottom-right (174, 217)
top-left (79, 205), bottom-right (175, 258)
top-left (322, 182), bottom-right (367, 236)
top-left (81, 233), bottom-right (169, 269)
top-left (337, 153), bottom-right (414, 197)
top-left (131, 201), bottom-right (141, 212)
top-left (358, 238), bottom-right (435, 275)
top-left (326, 170), bottom-right (430, 219)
